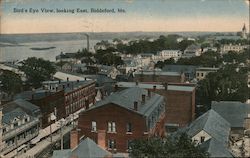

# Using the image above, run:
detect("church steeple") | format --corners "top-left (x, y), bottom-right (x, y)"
top-left (241, 23), bottom-right (247, 39)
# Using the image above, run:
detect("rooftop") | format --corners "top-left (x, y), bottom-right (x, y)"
top-left (211, 101), bottom-right (250, 128)
top-left (42, 80), bottom-right (95, 93)
top-left (52, 137), bottom-right (111, 158)
top-left (88, 87), bottom-right (164, 117)
top-left (116, 82), bottom-right (195, 92)
top-left (186, 109), bottom-right (231, 144)
top-left (134, 71), bottom-right (181, 76)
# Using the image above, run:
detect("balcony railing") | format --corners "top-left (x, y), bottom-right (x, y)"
top-left (3, 118), bottom-right (40, 140)
top-left (1, 132), bottom-right (38, 155)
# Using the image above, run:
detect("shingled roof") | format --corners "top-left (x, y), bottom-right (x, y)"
top-left (52, 137), bottom-right (111, 158)
top-left (211, 101), bottom-right (250, 128)
top-left (186, 109), bottom-right (231, 144)
top-left (88, 87), bottom-right (164, 117)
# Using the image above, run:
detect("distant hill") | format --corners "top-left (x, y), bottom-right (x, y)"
top-left (0, 32), bottom-right (228, 44)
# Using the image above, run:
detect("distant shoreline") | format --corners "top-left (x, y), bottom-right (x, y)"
top-left (30, 46), bottom-right (56, 50)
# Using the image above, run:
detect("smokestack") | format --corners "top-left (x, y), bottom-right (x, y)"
top-left (164, 82), bottom-right (168, 90)
top-left (114, 84), bottom-right (118, 92)
top-left (147, 89), bottom-right (151, 97)
top-left (153, 85), bottom-right (156, 91)
top-left (85, 34), bottom-right (90, 52)
top-left (97, 130), bottom-right (106, 149)
top-left (142, 94), bottom-right (146, 103)
top-left (136, 81), bottom-right (138, 86)
top-left (134, 101), bottom-right (138, 111)
top-left (70, 130), bottom-right (79, 149)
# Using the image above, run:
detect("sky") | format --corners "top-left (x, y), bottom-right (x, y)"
top-left (1, 0), bottom-right (249, 34)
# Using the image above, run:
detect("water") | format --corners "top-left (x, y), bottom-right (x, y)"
top-left (0, 40), bottom-right (99, 62)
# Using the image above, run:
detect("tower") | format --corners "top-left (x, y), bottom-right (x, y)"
top-left (242, 23), bottom-right (247, 39)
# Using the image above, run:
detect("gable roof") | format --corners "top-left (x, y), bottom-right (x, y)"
top-left (211, 101), bottom-right (250, 128)
top-left (71, 137), bottom-right (111, 158)
top-left (52, 137), bottom-right (111, 158)
top-left (2, 107), bottom-right (27, 125)
top-left (88, 87), bottom-right (164, 117)
top-left (186, 109), bottom-right (231, 144)
top-left (200, 138), bottom-right (233, 158)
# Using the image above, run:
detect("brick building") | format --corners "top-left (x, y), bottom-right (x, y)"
top-left (76, 87), bottom-right (165, 153)
top-left (132, 71), bottom-right (185, 83)
top-left (115, 82), bottom-right (196, 133)
top-left (14, 89), bottom-right (65, 128)
top-left (42, 79), bottom-right (96, 116)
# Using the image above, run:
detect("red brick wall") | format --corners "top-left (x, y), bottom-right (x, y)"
top-left (154, 89), bottom-right (195, 127)
top-left (78, 103), bottom-right (149, 153)
top-left (31, 90), bottom-right (65, 128)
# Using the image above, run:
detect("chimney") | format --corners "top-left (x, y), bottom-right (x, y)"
top-left (114, 84), bottom-right (118, 92)
top-left (147, 89), bottom-right (151, 97)
top-left (70, 130), bottom-right (79, 149)
top-left (67, 83), bottom-right (70, 87)
top-left (77, 80), bottom-right (79, 83)
top-left (134, 101), bottom-right (138, 111)
top-left (142, 94), bottom-right (146, 103)
top-left (153, 85), bottom-right (156, 91)
top-left (136, 81), bottom-right (138, 86)
top-left (97, 130), bottom-right (106, 149)
top-left (59, 80), bottom-right (61, 84)
top-left (63, 85), bottom-right (65, 90)
top-left (67, 77), bottom-right (69, 82)
top-left (85, 77), bottom-right (87, 81)
top-left (164, 82), bottom-right (168, 90)
top-left (56, 87), bottom-right (58, 92)
top-left (31, 94), bottom-right (34, 100)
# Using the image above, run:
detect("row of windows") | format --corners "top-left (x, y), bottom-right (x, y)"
top-left (65, 87), bottom-right (95, 102)
top-left (107, 139), bottom-right (133, 150)
top-left (196, 72), bottom-right (204, 77)
top-left (91, 121), bottom-right (132, 133)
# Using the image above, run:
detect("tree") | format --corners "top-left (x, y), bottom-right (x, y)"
top-left (129, 133), bottom-right (209, 158)
top-left (155, 58), bottom-right (176, 69)
top-left (0, 70), bottom-right (23, 95)
top-left (19, 57), bottom-right (56, 88)
top-left (196, 64), bottom-right (249, 110)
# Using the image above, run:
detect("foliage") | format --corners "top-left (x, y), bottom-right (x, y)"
top-left (176, 51), bottom-right (222, 67)
top-left (129, 133), bottom-right (209, 158)
top-left (19, 57), bottom-right (56, 88)
top-left (155, 58), bottom-right (175, 68)
top-left (0, 70), bottom-right (23, 95)
top-left (196, 64), bottom-right (249, 108)
top-left (95, 49), bottom-right (124, 66)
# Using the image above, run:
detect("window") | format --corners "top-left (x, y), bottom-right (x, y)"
top-left (91, 121), bottom-right (97, 132)
top-left (14, 122), bottom-right (18, 128)
top-left (201, 73), bottom-right (204, 77)
top-left (127, 140), bottom-right (132, 150)
top-left (126, 123), bottom-right (132, 133)
top-left (200, 136), bottom-right (205, 143)
top-left (108, 121), bottom-right (116, 132)
top-left (108, 139), bottom-right (116, 149)
top-left (197, 73), bottom-right (199, 77)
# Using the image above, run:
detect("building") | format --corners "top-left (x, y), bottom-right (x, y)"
top-left (162, 65), bottom-right (197, 81)
top-left (196, 67), bottom-right (219, 81)
top-left (98, 65), bottom-right (121, 80)
top-left (221, 44), bottom-right (248, 54)
top-left (133, 70), bottom-right (185, 83)
top-left (56, 52), bottom-right (78, 63)
top-left (153, 50), bottom-right (182, 61)
top-left (77, 87), bottom-right (166, 152)
top-left (53, 137), bottom-right (112, 158)
top-left (180, 109), bottom-right (233, 157)
top-left (115, 82), bottom-right (195, 132)
top-left (42, 79), bottom-right (96, 117)
top-left (0, 99), bottom-right (41, 156)
top-left (14, 89), bottom-right (65, 128)
top-left (211, 101), bottom-right (250, 137)
top-left (242, 23), bottom-right (247, 39)
top-left (183, 44), bottom-right (202, 58)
